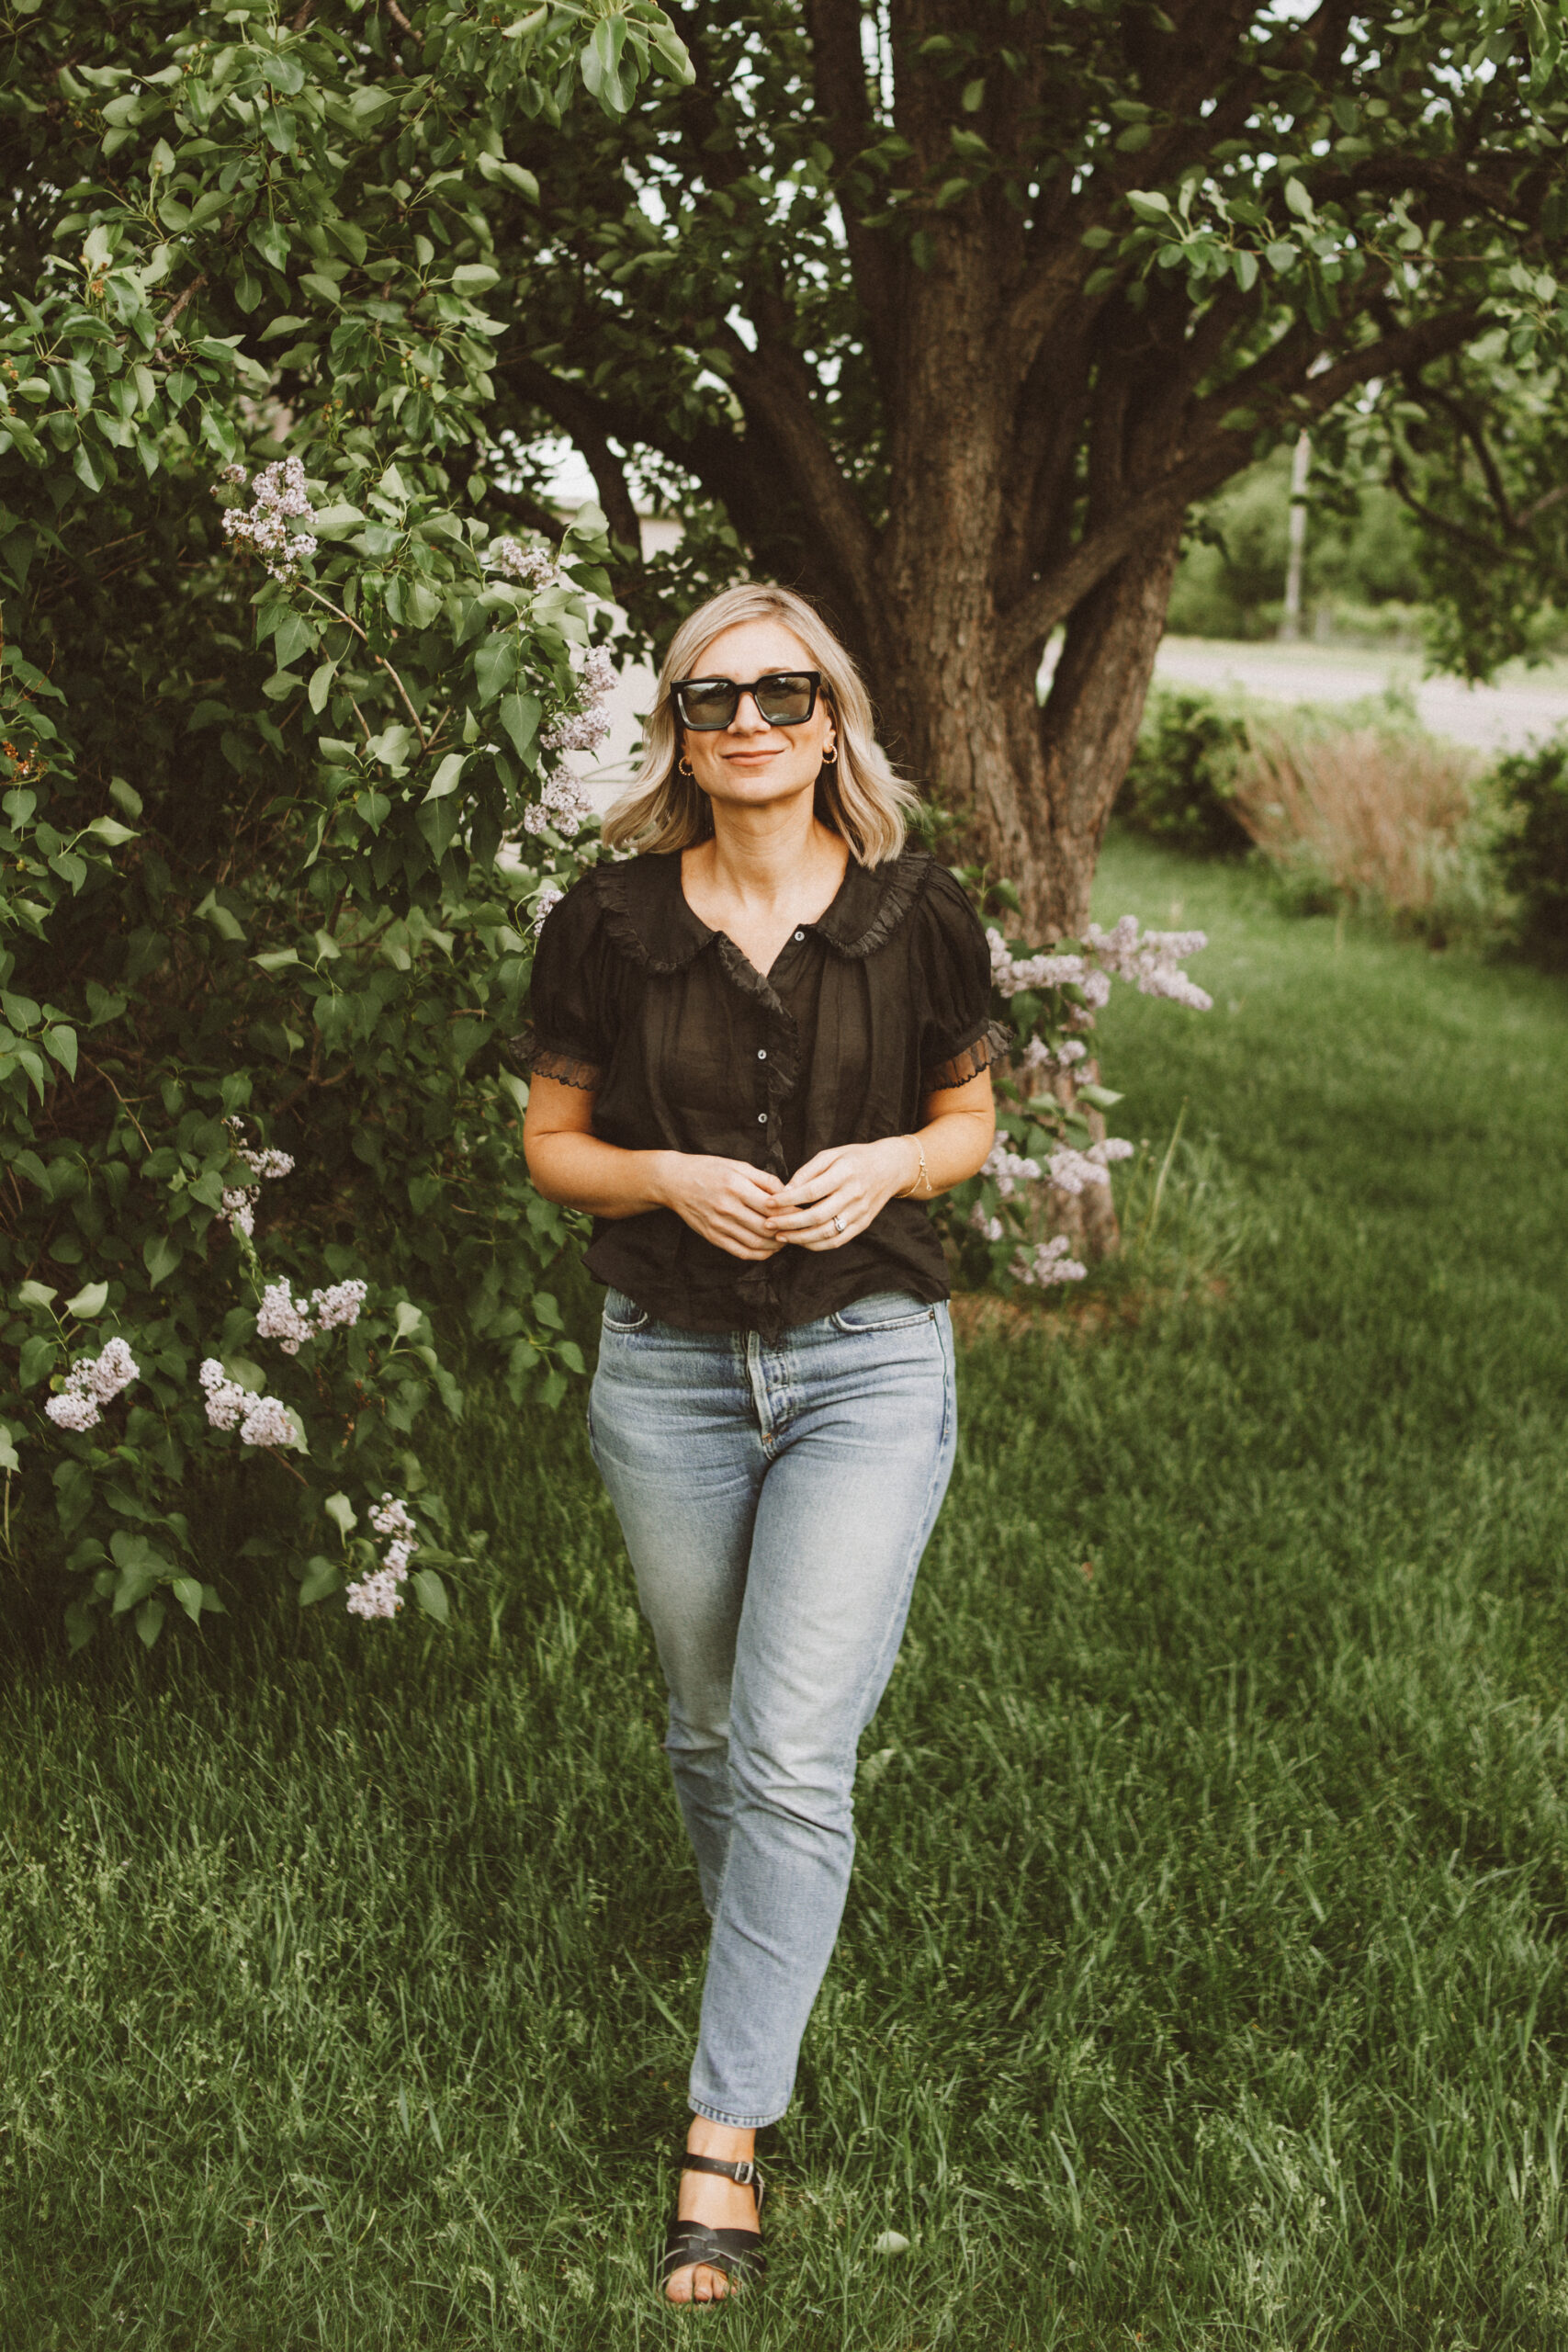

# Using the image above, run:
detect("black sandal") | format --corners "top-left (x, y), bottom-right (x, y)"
top-left (656, 2149), bottom-right (767, 2296)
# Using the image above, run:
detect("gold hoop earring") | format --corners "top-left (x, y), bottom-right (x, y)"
top-left (679, 757), bottom-right (694, 776)
top-left (821, 743), bottom-right (839, 765)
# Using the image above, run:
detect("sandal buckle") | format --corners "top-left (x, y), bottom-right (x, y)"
top-left (730, 2159), bottom-right (756, 2188)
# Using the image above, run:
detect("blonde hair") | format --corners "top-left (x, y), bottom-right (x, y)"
top-left (602, 582), bottom-right (918, 865)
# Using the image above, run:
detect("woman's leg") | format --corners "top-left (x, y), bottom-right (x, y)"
top-left (688, 1298), bottom-right (956, 2129)
top-left (587, 1298), bottom-right (766, 1911)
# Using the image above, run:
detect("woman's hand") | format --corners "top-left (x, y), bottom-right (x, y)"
top-left (660, 1154), bottom-right (786, 1261)
top-left (762, 1138), bottom-right (916, 1251)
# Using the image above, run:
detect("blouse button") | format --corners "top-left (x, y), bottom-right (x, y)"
top-left (757, 1112), bottom-right (767, 1124)
top-left (757, 1048), bottom-right (767, 1060)
top-left (794, 929), bottom-right (805, 942)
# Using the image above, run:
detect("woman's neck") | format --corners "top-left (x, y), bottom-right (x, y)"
top-left (694, 794), bottom-right (846, 911)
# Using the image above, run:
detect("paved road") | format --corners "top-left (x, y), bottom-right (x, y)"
top-left (1151, 637), bottom-right (1568, 756)
top-left (568, 633), bottom-right (1568, 813)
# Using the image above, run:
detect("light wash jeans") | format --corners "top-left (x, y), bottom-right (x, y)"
top-left (588, 1286), bottom-right (957, 2129)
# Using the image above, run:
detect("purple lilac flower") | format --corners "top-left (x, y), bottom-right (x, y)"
top-left (488, 535), bottom-right (558, 589)
top-left (219, 458), bottom-right (318, 582)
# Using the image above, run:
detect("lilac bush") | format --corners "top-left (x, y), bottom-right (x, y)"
top-left (932, 914), bottom-right (1213, 1292)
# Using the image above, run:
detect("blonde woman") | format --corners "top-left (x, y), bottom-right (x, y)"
top-left (523, 584), bottom-right (999, 2303)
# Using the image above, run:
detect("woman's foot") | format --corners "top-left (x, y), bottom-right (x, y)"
top-left (662, 2118), bottom-right (761, 2304)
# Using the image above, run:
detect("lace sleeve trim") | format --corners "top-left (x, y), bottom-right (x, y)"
top-left (921, 1019), bottom-right (1011, 1092)
top-left (525, 1039), bottom-right (604, 1091)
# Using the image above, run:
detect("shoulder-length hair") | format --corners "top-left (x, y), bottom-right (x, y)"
top-left (602, 582), bottom-right (919, 866)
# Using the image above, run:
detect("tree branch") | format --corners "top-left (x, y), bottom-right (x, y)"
top-left (500, 355), bottom-right (643, 555)
top-left (152, 275), bottom-right (208, 352)
top-left (802, 0), bottom-right (897, 391)
top-left (717, 318), bottom-right (884, 656)
top-left (1001, 304), bottom-right (1483, 668)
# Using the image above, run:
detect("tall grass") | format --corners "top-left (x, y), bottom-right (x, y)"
top-left (5, 835), bottom-right (1568, 2346)
top-left (1233, 719), bottom-right (1495, 937)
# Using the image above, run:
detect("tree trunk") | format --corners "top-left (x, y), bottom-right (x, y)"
top-left (875, 520), bottom-right (1182, 944)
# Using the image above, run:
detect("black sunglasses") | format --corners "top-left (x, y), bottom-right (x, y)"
top-left (671, 670), bottom-right (821, 730)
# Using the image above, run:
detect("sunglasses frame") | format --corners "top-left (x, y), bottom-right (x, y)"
top-left (671, 670), bottom-right (823, 731)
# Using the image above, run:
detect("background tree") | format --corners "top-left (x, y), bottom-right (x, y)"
top-left (0, 1), bottom-right (690, 1642)
top-left (487, 0), bottom-right (1568, 933)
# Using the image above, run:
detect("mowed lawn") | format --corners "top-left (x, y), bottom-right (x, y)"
top-left (5, 834), bottom-right (1568, 2350)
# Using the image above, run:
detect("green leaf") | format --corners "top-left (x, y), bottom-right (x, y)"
top-left (1264, 241), bottom-right (1300, 272)
top-left (474, 632), bottom-right (518, 706)
top-left (499, 693), bottom-right (541, 759)
top-left (1231, 249), bottom-right (1259, 292)
top-left (1126, 189), bottom-right (1171, 220)
top-left (43, 1024), bottom-right (78, 1079)
top-left (143, 1233), bottom-right (180, 1288)
top-left (533, 1291), bottom-right (563, 1331)
top-left (412, 1567), bottom-right (449, 1624)
top-left (19, 1335), bottom-right (55, 1388)
top-left (323, 1491), bottom-right (357, 1538)
top-left (1283, 176), bottom-right (1314, 220)
top-left (452, 264), bottom-right (501, 293)
top-left (0, 1424), bottom-right (20, 1474)
top-left (423, 752), bottom-right (468, 802)
top-left (17, 1280), bottom-right (57, 1309)
top-left (252, 949), bottom-right (301, 972)
top-left (86, 815), bottom-right (138, 846)
top-left (64, 1280), bottom-right (108, 1319)
top-left (310, 503), bottom-right (367, 537)
top-left (108, 777), bottom-right (143, 819)
top-left (394, 1300), bottom-right (423, 1340)
top-left (173, 1576), bottom-right (204, 1624)
top-left (135, 1596), bottom-right (167, 1648)
top-left (299, 1558), bottom-right (341, 1607)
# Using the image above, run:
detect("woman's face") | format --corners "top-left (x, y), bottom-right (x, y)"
top-left (676, 618), bottom-right (837, 820)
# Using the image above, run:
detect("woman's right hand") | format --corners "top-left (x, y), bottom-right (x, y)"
top-left (658, 1154), bottom-right (784, 1261)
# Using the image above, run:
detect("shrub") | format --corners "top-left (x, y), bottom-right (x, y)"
top-left (0, 6), bottom-right (691, 1650)
top-left (1230, 723), bottom-right (1496, 942)
top-left (1118, 687), bottom-right (1255, 858)
top-left (1492, 732), bottom-right (1568, 960)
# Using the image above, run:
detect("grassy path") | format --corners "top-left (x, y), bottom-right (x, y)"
top-left (5, 840), bottom-right (1568, 2348)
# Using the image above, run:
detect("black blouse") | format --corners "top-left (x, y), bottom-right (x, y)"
top-left (526, 847), bottom-right (1006, 1337)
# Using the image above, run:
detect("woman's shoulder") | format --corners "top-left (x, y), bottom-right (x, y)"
top-left (538, 852), bottom-right (702, 975)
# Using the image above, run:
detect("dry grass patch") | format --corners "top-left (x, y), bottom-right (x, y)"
top-left (1233, 722), bottom-right (1490, 931)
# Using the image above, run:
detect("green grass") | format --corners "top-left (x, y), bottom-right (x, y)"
top-left (6, 836), bottom-right (1568, 2348)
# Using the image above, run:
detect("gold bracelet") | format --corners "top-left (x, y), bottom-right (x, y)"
top-left (900, 1136), bottom-right (931, 1198)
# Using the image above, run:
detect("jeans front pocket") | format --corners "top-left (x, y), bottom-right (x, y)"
top-left (602, 1285), bottom-right (651, 1335)
top-left (829, 1289), bottom-right (936, 1335)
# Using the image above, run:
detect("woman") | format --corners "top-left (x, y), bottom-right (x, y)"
top-left (523, 583), bottom-right (1000, 2303)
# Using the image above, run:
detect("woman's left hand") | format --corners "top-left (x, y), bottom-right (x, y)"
top-left (763, 1138), bottom-right (916, 1251)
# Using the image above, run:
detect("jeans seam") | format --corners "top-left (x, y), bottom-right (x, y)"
top-left (844, 1310), bottom-right (953, 1737)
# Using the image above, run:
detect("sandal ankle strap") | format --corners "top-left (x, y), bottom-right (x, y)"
top-left (679, 2150), bottom-right (760, 2188)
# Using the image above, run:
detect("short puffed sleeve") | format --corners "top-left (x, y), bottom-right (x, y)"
top-left (913, 865), bottom-right (1011, 1091)
top-left (525, 879), bottom-right (615, 1090)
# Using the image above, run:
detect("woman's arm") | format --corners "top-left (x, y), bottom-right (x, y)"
top-left (762, 1069), bottom-right (996, 1251)
top-left (523, 1076), bottom-right (785, 1261)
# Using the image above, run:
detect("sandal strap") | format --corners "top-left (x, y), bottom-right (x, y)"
top-left (659, 2219), bottom-right (767, 2285)
top-left (679, 2150), bottom-right (761, 2190)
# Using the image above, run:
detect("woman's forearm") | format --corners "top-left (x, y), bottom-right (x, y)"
top-left (905, 1102), bottom-right (996, 1194)
top-left (525, 1128), bottom-right (679, 1221)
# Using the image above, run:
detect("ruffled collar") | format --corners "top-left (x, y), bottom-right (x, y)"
top-left (592, 847), bottom-right (933, 973)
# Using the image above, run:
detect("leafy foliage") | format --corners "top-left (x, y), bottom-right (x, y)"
top-left (0, 1), bottom-right (690, 1643)
top-left (1117, 687), bottom-right (1254, 860)
top-left (473, 0), bottom-right (1568, 921)
top-left (1493, 730), bottom-right (1568, 961)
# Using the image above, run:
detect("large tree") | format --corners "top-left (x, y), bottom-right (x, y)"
top-left (487, 0), bottom-right (1568, 933)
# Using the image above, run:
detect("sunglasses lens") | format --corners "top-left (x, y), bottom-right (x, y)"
top-left (755, 673), bottom-right (816, 724)
top-left (678, 681), bottom-right (739, 729)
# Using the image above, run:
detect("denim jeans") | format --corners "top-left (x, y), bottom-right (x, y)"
top-left (588, 1286), bottom-right (957, 2129)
